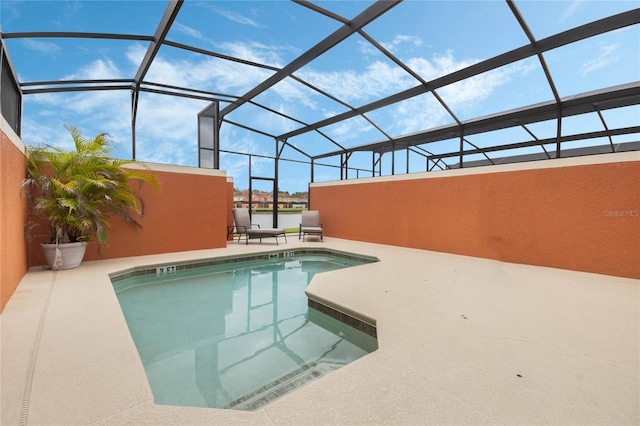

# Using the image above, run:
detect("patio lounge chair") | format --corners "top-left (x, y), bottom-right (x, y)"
top-left (299, 210), bottom-right (323, 242)
top-left (232, 208), bottom-right (287, 245)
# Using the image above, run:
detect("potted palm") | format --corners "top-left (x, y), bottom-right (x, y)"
top-left (22, 124), bottom-right (158, 270)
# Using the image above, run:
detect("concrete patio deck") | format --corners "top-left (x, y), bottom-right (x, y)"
top-left (1, 237), bottom-right (638, 425)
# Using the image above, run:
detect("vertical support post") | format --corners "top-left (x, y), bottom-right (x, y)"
top-left (372, 151), bottom-right (375, 177)
top-left (391, 144), bottom-right (395, 175)
top-left (131, 90), bottom-right (138, 160)
top-left (308, 157), bottom-right (313, 211)
top-left (273, 139), bottom-right (283, 228)
top-left (272, 176), bottom-right (278, 228)
top-left (342, 152), bottom-right (351, 180)
top-left (248, 155), bottom-right (253, 215)
top-left (344, 153), bottom-right (348, 180)
top-left (406, 147), bottom-right (410, 174)
top-left (459, 132), bottom-right (464, 169)
top-left (556, 107), bottom-right (562, 158)
top-left (213, 105), bottom-right (220, 169)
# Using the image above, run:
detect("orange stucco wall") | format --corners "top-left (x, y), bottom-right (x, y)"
top-left (1, 126), bottom-right (29, 313)
top-left (26, 165), bottom-right (231, 267)
top-left (227, 179), bottom-right (235, 240)
top-left (311, 155), bottom-right (639, 279)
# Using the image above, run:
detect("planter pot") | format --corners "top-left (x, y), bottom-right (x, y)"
top-left (41, 242), bottom-right (88, 270)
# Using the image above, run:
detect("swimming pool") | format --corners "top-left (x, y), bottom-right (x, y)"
top-left (111, 251), bottom-right (378, 411)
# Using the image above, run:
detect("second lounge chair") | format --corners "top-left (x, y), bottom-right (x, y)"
top-left (299, 210), bottom-right (323, 242)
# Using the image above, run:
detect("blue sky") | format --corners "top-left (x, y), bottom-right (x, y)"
top-left (2, 0), bottom-right (638, 193)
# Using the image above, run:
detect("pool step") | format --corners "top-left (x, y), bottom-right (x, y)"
top-left (225, 361), bottom-right (345, 411)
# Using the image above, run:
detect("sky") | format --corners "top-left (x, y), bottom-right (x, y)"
top-left (1, 0), bottom-right (638, 193)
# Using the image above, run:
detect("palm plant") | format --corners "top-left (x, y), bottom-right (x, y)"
top-left (22, 124), bottom-right (158, 246)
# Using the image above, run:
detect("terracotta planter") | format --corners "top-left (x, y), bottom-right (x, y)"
top-left (41, 242), bottom-right (88, 270)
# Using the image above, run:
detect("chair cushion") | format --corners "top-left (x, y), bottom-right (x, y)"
top-left (247, 228), bottom-right (285, 236)
top-left (301, 226), bottom-right (323, 233)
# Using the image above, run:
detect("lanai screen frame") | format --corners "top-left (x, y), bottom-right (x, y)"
top-left (1, 0), bottom-right (638, 219)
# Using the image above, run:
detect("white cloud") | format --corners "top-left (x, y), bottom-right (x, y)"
top-left (172, 22), bottom-right (211, 44)
top-left (391, 94), bottom-right (451, 135)
top-left (581, 42), bottom-right (619, 76)
top-left (20, 107), bottom-right (72, 149)
top-left (132, 92), bottom-right (212, 165)
top-left (427, 61), bottom-right (530, 122)
top-left (118, 43), bottom-right (291, 165)
top-left (297, 60), bottom-right (414, 103)
top-left (219, 152), bottom-right (249, 187)
top-left (22, 39), bottom-right (61, 55)
top-left (439, 70), bottom-right (507, 106)
top-left (214, 40), bottom-right (293, 67)
top-left (63, 57), bottom-right (122, 80)
top-left (220, 125), bottom-right (269, 156)
top-left (278, 85), bottom-right (316, 110)
top-left (125, 43), bottom-right (146, 64)
top-left (126, 43), bottom-right (271, 94)
top-left (24, 57), bottom-right (128, 134)
top-left (295, 50), bottom-right (492, 116)
top-left (20, 51), bottom-right (203, 165)
top-left (381, 35), bottom-right (423, 53)
top-left (354, 54), bottom-right (534, 135)
top-left (215, 8), bottom-right (262, 28)
top-left (327, 117), bottom-right (373, 140)
top-left (22, 90), bottom-right (132, 159)
top-left (0, 1), bottom-right (21, 23)
top-left (408, 51), bottom-right (477, 80)
top-left (559, 0), bottom-right (583, 24)
top-left (268, 104), bottom-right (302, 134)
top-left (358, 39), bottom-right (379, 57)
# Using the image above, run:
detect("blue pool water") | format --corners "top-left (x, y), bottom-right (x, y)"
top-left (113, 254), bottom-right (378, 411)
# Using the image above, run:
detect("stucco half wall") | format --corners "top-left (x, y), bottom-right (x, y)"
top-left (1, 118), bottom-right (29, 312)
top-left (310, 152), bottom-right (639, 279)
top-left (25, 163), bottom-right (232, 267)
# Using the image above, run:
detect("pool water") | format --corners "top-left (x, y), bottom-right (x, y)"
top-left (113, 254), bottom-right (378, 411)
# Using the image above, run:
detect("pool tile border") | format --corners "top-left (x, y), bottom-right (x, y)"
top-left (108, 248), bottom-right (378, 282)
top-left (307, 299), bottom-right (377, 338)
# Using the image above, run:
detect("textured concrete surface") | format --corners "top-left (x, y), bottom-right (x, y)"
top-left (1, 238), bottom-right (638, 425)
